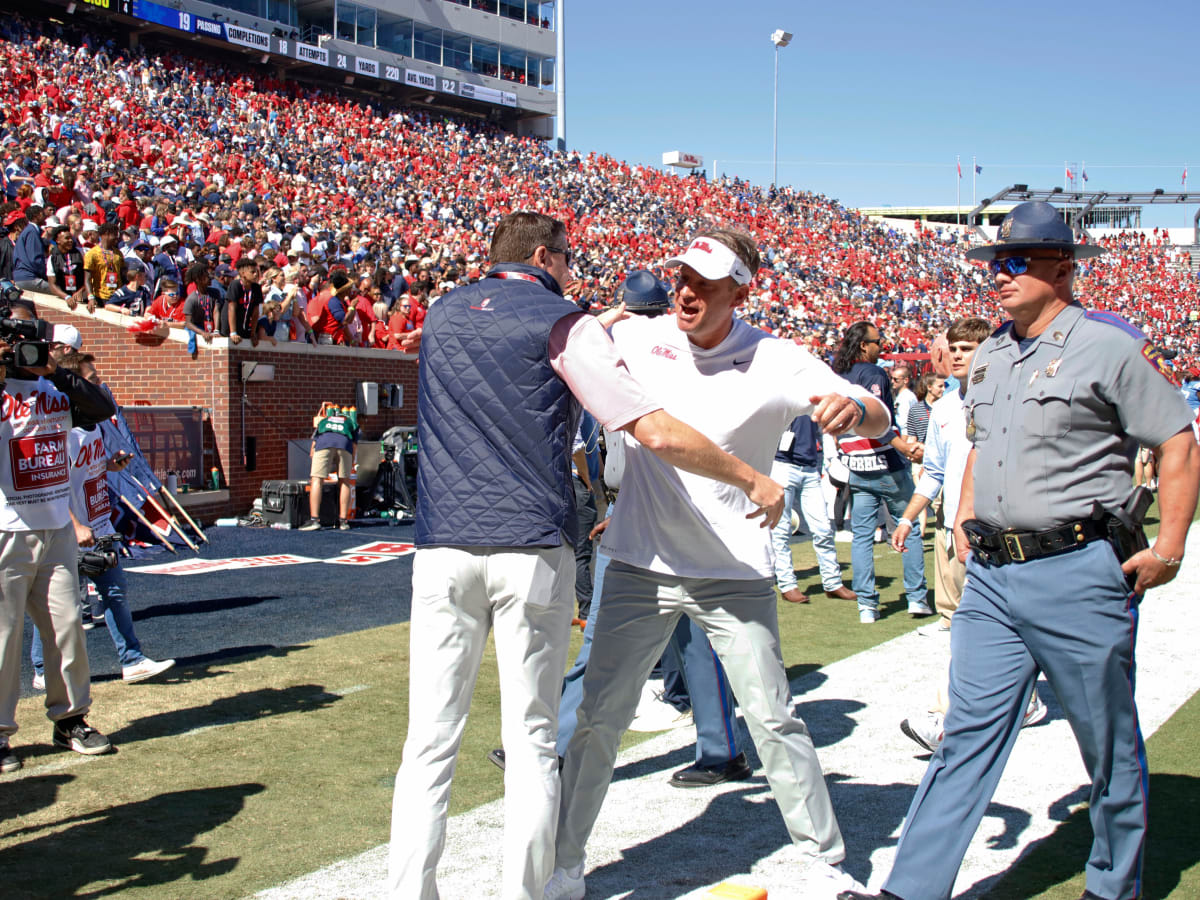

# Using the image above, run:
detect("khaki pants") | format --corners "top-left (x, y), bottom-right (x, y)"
top-left (932, 501), bottom-right (965, 624)
top-left (0, 525), bottom-right (92, 740)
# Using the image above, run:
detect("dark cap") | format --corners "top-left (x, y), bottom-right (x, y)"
top-left (965, 201), bottom-right (1105, 262)
top-left (215, 264), bottom-right (236, 278)
top-left (615, 270), bottom-right (671, 315)
top-left (133, 239), bottom-right (151, 250)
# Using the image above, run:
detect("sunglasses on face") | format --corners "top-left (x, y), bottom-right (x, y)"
top-left (546, 245), bottom-right (572, 266)
top-left (988, 255), bottom-right (1064, 277)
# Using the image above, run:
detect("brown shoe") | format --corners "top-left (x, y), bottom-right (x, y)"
top-left (825, 585), bottom-right (858, 601)
top-left (780, 588), bottom-right (809, 604)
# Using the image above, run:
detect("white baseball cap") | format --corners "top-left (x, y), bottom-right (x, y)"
top-left (52, 323), bottom-right (82, 350)
top-left (664, 237), bottom-right (753, 285)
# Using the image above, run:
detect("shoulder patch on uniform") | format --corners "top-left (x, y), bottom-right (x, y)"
top-left (1141, 343), bottom-right (1179, 386)
top-left (1083, 310), bottom-right (1146, 340)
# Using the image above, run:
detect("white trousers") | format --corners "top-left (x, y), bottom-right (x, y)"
top-left (388, 543), bottom-right (575, 900)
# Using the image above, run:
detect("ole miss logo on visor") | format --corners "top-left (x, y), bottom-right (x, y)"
top-left (691, 240), bottom-right (713, 254)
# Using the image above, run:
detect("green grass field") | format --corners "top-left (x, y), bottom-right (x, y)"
top-left (2, 510), bottom-right (1197, 899)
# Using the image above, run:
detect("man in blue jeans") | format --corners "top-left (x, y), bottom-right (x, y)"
top-left (831, 322), bottom-right (928, 623)
top-left (30, 353), bottom-right (173, 688)
top-left (770, 415), bottom-right (856, 604)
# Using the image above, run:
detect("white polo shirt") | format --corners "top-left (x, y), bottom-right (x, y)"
top-left (599, 315), bottom-right (876, 580)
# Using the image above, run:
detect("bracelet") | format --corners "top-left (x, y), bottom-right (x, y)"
top-left (1149, 548), bottom-right (1183, 567)
top-left (897, 517), bottom-right (914, 529)
top-left (848, 397), bottom-right (867, 427)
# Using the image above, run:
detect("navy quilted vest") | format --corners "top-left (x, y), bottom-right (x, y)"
top-left (415, 264), bottom-right (581, 548)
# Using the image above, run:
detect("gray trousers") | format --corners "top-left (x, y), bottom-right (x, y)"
top-left (885, 539), bottom-right (1146, 900)
top-left (555, 560), bottom-right (845, 870)
top-left (0, 525), bottom-right (92, 739)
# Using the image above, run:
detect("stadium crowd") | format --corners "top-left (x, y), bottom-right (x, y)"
top-left (1, 11), bottom-right (1197, 373)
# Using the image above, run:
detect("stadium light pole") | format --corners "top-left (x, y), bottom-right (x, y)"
top-left (770, 29), bottom-right (792, 188)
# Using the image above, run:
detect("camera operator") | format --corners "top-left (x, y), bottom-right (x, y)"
top-left (0, 288), bottom-right (116, 773)
top-left (28, 353), bottom-right (175, 690)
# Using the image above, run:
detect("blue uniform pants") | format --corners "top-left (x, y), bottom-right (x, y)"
top-left (884, 540), bottom-right (1147, 900)
top-left (848, 468), bottom-right (926, 610)
top-left (556, 553), bottom-right (741, 766)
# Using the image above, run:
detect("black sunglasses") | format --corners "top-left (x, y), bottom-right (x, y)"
top-left (988, 255), bottom-right (1065, 277)
top-left (863, 337), bottom-right (882, 345)
top-left (546, 245), bottom-right (572, 266)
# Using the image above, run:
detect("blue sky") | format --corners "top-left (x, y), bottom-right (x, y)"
top-left (563, 1), bottom-right (1198, 228)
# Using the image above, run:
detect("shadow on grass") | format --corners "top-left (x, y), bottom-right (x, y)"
top-left (108, 682), bottom-right (342, 743)
top-left (0, 773), bottom-right (74, 822)
top-left (964, 773), bottom-right (1200, 900)
top-left (132, 594), bottom-right (277, 621)
top-left (91, 643), bottom-right (311, 684)
top-left (0, 782), bottom-right (265, 898)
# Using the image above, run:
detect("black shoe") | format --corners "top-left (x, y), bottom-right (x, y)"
top-left (836, 892), bottom-right (901, 900)
top-left (669, 752), bottom-right (752, 788)
top-left (52, 716), bottom-right (112, 755)
top-left (0, 741), bottom-right (20, 773)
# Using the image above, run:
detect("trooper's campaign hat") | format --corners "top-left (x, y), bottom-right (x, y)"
top-left (965, 200), bottom-right (1105, 261)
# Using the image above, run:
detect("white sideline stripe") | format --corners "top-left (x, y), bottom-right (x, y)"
top-left (5, 751), bottom-right (105, 781)
top-left (253, 523), bottom-right (1200, 900)
top-left (330, 684), bottom-right (371, 696)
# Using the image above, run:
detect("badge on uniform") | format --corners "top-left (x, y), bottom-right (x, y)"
top-left (1141, 343), bottom-right (1179, 385)
top-left (965, 407), bottom-right (977, 441)
top-left (971, 364), bottom-right (988, 385)
top-left (1045, 358), bottom-right (1063, 377)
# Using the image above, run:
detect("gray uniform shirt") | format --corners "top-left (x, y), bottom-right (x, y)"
top-left (963, 302), bottom-right (1194, 532)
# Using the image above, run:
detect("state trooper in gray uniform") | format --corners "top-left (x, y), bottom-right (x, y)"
top-left (841, 201), bottom-right (1200, 900)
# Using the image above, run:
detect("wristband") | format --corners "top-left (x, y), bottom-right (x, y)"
top-left (1149, 548), bottom-right (1182, 568)
top-left (849, 397), bottom-right (867, 427)
top-left (897, 517), bottom-right (914, 529)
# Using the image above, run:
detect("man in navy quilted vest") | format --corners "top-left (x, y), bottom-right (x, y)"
top-left (387, 211), bottom-right (787, 900)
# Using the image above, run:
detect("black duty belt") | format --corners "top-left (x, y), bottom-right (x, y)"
top-left (961, 517), bottom-right (1108, 566)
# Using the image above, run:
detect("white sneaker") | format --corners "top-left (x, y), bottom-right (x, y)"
top-left (799, 859), bottom-right (866, 897)
top-left (628, 697), bottom-right (692, 733)
top-left (917, 619), bottom-right (951, 636)
top-left (859, 608), bottom-right (878, 624)
top-left (32, 672), bottom-right (45, 691)
top-left (900, 711), bottom-right (944, 752)
top-left (1022, 690), bottom-right (1048, 728)
top-left (543, 860), bottom-right (585, 900)
top-left (122, 658), bottom-right (175, 683)
top-left (907, 600), bottom-right (934, 617)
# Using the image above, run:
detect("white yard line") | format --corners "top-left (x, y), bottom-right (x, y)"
top-left (256, 523), bottom-right (1200, 900)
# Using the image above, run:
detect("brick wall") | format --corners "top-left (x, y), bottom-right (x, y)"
top-left (32, 294), bottom-right (418, 519)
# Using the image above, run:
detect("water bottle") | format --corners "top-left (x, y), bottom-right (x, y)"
top-left (210, 467), bottom-right (221, 490)
top-left (166, 471), bottom-right (178, 495)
